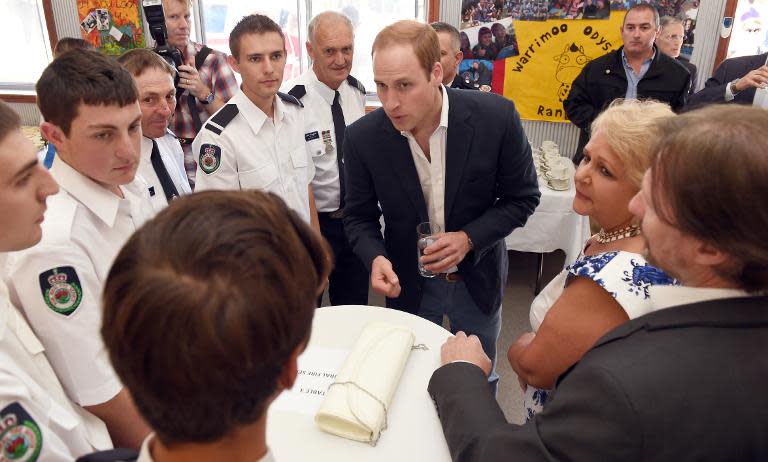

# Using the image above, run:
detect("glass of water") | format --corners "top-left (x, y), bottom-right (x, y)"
top-left (417, 222), bottom-right (441, 278)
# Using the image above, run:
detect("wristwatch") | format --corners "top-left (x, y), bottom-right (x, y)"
top-left (729, 79), bottom-right (741, 96)
top-left (201, 91), bottom-right (214, 104)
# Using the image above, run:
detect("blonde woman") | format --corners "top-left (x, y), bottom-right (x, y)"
top-left (508, 99), bottom-right (679, 418)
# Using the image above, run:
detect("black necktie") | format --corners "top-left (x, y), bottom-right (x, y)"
top-left (150, 139), bottom-right (180, 202)
top-left (331, 91), bottom-right (346, 209)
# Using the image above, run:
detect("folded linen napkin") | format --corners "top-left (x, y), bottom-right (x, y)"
top-left (315, 322), bottom-right (415, 445)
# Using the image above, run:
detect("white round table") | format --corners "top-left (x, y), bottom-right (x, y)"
top-left (266, 305), bottom-right (452, 461)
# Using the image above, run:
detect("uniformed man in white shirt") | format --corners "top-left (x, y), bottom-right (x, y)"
top-left (0, 101), bottom-right (113, 461)
top-left (193, 14), bottom-right (319, 229)
top-left (117, 49), bottom-right (192, 213)
top-left (3, 49), bottom-right (152, 450)
top-left (283, 11), bottom-right (369, 305)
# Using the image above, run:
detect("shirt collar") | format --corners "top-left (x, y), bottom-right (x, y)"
top-left (306, 68), bottom-right (337, 106)
top-left (138, 434), bottom-right (275, 462)
top-left (400, 85), bottom-right (450, 138)
top-left (234, 89), bottom-right (290, 134)
top-left (50, 159), bottom-right (121, 227)
top-left (648, 285), bottom-right (751, 311)
top-left (141, 136), bottom-right (153, 162)
top-left (621, 48), bottom-right (656, 67)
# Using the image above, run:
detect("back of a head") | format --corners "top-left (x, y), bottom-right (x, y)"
top-left (36, 49), bottom-right (137, 135)
top-left (372, 20), bottom-right (440, 80)
top-left (101, 190), bottom-right (332, 445)
top-left (590, 99), bottom-right (675, 188)
top-left (117, 48), bottom-right (176, 79)
top-left (650, 105), bottom-right (768, 292)
top-left (53, 37), bottom-right (94, 59)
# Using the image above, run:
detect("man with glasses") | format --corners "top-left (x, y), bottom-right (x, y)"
top-left (656, 16), bottom-right (697, 96)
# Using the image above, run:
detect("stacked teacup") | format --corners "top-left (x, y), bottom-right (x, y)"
top-left (534, 141), bottom-right (570, 191)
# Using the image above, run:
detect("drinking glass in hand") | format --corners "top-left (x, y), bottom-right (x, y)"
top-left (417, 222), bottom-right (441, 278)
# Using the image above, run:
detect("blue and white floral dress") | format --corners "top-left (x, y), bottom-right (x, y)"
top-left (524, 251), bottom-right (678, 420)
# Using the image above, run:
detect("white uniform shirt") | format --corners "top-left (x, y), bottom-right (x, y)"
top-left (4, 160), bottom-right (155, 407)
top-left (0, 277), bottom-right (112, 461)
top-left (283, 69), bottom-right (366, 212)
top-left (138, 133), bottom-right (192, 213)
top-left (193, 90), bottom-right (315, 224)
top-left (136, 434), bottom-right (275, 462)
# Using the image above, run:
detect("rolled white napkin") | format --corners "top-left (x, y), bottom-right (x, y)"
top-left (315, 322), bottom-right (415, 445)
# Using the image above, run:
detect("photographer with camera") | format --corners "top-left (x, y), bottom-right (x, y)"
top-left (149, 0), bottom-right (237, 189)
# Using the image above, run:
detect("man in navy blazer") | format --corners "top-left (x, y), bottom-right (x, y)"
top-left (343, 20), bottom-right (540, 384)
top-left (427, 105), bottom-right (768, 461)
top-left (687, 52), bottom-right (768, 108)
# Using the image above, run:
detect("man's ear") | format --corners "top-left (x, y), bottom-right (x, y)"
top-left (305, 40), bottom-right (314, 61)
top-left (277, 341), bottom-right (306, 390)
top-left (39, 121), bottom-right (65, 150)
top-left (432, 61), bottom-right (444, 86)
top-left (692, 240), bottom-right (731, 269)
top-left (227, 54), bottom-right (240, 74)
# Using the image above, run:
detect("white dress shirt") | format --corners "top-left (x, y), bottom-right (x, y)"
top-left (0, 278), bottom-right (112, 461)
top-left (283, 69), bottom-right (366, 212)
top-left (4, 160), bottom-right (155, 407)
top-left (138, 133), bottom-right (192, 213)
top-left (401, 85), bottom-right (450, 233)
top-left (193, 90), bottom-right (315, 224)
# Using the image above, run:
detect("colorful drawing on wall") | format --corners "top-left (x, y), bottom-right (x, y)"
top-left (491, 13), bottom-right (625, 122)
top-left (77, 0), bottom-right (145, 55)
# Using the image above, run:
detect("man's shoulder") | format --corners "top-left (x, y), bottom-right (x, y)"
top-left (200, 103), bottom-right (241, 138)
top-left (653, 52), bottom-right (690, 78)
top-left (347, 107), bottom-right (391, 135)
top-left (583, 49), bottom-right (620, 70)
top-left (719, 52), bottom-right (767, 74)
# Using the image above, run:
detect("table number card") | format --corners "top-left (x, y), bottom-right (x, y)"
top-left (272, 347), bottom-right (349, 416)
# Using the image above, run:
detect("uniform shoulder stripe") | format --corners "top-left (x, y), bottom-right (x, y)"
top-left (210, 104), bottom-right (239, 129)
top-left (346, 75), bottom-right (366, 94)
top-left (278, 92), bottom-right (304, 108)
top-left (288, 85), bottom-right (306, 100)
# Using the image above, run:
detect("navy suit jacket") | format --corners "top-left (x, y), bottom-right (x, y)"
top-left (687, 52), bottom-right (768, 108)
top-left (342, 88), bottom-right (540, 314)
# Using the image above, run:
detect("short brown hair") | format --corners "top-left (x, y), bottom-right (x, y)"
top-left (624, 2), bottom-right (660, 27)
top-left (372, 20), bottom-right (440, 80)
top-left (36, 49), bottom-right (137, 135)
top-left (650, 105), bottom-right (768, 292)
top-left (0, 101), bottom-right (21, 145)
top-left (53, 37), bottom-right (94, 59)
top-left (229, 14), bottom-right (285, 60)
top-left (102, 191), bottom-right (332, 445)
top-left (117, 48), bottom-right (176, 78)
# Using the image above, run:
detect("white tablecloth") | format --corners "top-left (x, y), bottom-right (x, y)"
top-left (267, 305), bottom-right (452, 461)
top-left (505, 169), bottom-right (590, 266)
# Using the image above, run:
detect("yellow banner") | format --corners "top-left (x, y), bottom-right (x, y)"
top-left (501, 14), bottom-right (625, 122)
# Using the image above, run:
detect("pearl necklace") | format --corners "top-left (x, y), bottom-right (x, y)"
top-left (595, 224), bottom-right (641, 244)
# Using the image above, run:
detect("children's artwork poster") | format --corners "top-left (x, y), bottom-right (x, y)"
top-left (491, 13), bottom-right (625, 122)
top-left (78, 0), bottom-right (145, 55)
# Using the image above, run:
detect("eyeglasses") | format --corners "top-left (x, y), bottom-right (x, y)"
top-left (662, 34), bottom-right (683, 41)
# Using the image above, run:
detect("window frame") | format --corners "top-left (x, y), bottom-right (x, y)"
top-left (0, 0), bottom-right (57, 104)
top-left (0, 0), bottom-right (439, 104)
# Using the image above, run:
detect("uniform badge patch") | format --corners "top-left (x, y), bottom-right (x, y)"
top-left (38, 266), bottom-right (83, 316)
top-left (1, 403), bottom-right (42, 462)
top-left (199, 144), bottom-right (222, 174)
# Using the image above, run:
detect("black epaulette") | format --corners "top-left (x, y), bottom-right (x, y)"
top-left (204, 104), bottom-right (239, 135)
top-left (288, 84), bottom-right (306, 100)
top-left (278, 92), bottom-right (304, 107)
top-left (346, 75), bottom-right (366, 94)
